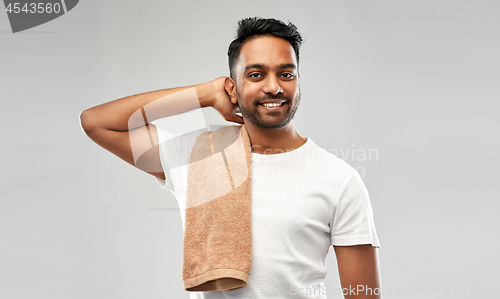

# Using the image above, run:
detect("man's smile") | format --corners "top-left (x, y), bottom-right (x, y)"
top-left (258, 100), bottom-right (288, 111)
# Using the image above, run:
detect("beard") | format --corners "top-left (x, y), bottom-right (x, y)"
top-left (236, 90), bottom-right (301, 130)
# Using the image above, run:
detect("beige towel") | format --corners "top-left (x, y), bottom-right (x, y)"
top-left (182, 124), bottom-right (252, 292)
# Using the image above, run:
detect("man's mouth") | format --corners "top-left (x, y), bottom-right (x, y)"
top-left (258, 100), bottom-right (288, 108)
top-left (260, 102), bottom-right (285, 107)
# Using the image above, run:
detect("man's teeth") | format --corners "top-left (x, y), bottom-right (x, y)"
top-left (261, 102), bottom-right (283, 107)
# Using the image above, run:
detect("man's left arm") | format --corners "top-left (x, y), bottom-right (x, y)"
top-left (334, 244), bottom-right (382, 299)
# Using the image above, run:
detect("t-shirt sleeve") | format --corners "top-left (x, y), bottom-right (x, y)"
top-left (330, 168), bottom-right (380, 247)
top-left (154, 126), bottom-right (175, 192)
top-left (153, 125), bottom-right (204, 195)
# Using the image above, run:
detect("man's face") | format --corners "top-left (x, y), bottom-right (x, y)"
top-left (232, 35), bottom-right (300, 130)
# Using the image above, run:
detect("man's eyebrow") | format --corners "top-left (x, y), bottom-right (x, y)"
top-left (244, 64), bottom-right (266, 72)
top-left (244, 63), bottom-right (297, 73)
top-left (279, 64), bottom-right (297, 70)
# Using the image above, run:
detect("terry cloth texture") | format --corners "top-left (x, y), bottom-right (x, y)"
top-left (182, 124), bottom-right (252, 292)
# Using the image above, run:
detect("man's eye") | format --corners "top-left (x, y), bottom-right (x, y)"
top-left (249, 73), bottom-right (261, 78)
top-left (281, 73), bottom-right (295, 79)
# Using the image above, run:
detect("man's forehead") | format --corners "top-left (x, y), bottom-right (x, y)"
top-left (236, 35), bottom-right (297, 72)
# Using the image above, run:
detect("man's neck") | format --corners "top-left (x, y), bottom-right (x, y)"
top-left (244, 121), bottom-right (306, 155)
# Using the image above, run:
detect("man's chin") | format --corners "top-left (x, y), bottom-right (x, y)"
top-left (248, 119), bottom-right (293, 131)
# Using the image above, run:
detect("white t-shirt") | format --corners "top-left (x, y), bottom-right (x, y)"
top-left (154, 126), bottom-right (380, 299)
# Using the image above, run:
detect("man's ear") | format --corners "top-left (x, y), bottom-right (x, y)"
top-left (224, 77), bottom-right (238, 105)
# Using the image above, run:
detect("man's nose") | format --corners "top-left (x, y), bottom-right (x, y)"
top-left (262, 75), bottom-right (283, 95)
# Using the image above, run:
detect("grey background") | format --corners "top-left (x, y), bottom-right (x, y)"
top-left (1, 0), bottom-right (499, 298)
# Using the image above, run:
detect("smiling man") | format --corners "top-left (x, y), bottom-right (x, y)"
top-left (226, 33), bottom-right (305, 155)
top-left (80, 17), bottom-right (382, 298)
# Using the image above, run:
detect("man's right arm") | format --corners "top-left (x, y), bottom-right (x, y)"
top-left (79, 77), bottom-right (242, 180)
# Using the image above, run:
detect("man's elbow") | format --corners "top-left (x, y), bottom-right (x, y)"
top-left (79, 109), bottom-right (97, 135)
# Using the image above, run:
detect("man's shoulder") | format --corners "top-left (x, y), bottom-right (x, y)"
top-left (304, 138), bottom-right (359, 176)
top-left (304, 139), bottom-right (348, 163)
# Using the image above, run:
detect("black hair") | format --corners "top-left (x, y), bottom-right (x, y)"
top-left (228, 17), bottom-right (304, 78)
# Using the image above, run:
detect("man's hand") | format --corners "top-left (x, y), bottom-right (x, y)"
top-left (334, 245), bottom-right (382, 298)
top-left (198, 77), bottom-right (244, 124)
